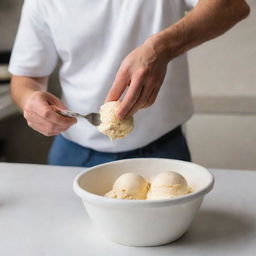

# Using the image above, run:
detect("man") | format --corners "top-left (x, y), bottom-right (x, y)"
top-left (9, 0), bottom-right (250, 167)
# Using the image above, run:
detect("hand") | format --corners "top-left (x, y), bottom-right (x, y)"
top-left (23, 91), bottom-right (76, 136)
top-left (105, 39), bottom-right (169, 119)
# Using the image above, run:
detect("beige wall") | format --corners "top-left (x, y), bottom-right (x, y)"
top-left (186, 0), bottom-right (256, 170)
top-left (0, 0), bottom-right (23, 50)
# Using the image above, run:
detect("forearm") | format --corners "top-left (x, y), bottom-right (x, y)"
top-left (10, 75), bottom-right (48, 110)
top-left (147, 0), bottom-right (250, 61)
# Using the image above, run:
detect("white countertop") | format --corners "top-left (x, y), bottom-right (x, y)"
top-left (0, 163), bottom-right (255, 256)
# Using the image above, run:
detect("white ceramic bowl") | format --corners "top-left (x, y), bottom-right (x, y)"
top-left (73, 158), bottom-right (214, 246)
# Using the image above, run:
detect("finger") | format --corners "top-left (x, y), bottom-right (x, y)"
top-left (28, 122), bottom-right (64, 136)
top-left (27, 117), bottom-right (68, 136)
top-left (45, 93), bottom-right (68, 110)
top-left (25, 110), bottom-right (74, 130)
top-left (42, 95), bottom-right (77, 124)
top-left (126, 83), bottom-right (154, 116)
top-left (23, 92), bottom-right (77, 128)
top-left (24, 93), bottom-right (77, 125)
top-left (33, 105), bottom-right (77, 126)
top-left (141, 88), bottom-right (156, 108)
top-left (116, 71), bottom-right (145, 119)
top-left (105, 68), bottom-right (130, 102)
top-left (143, 85), bottom-right (160, 108)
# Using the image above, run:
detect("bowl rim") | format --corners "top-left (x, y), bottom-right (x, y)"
top-left (73, 158), bottom-right (214, 208)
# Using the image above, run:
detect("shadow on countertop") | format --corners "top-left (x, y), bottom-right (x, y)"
top-left (171, 209), bottom-right (254, 247)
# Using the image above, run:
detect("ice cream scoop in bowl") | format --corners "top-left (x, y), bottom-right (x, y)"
top-left (73, 158), bottom-right (214, 246)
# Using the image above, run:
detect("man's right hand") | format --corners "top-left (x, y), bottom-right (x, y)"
top-left (23, 91), bottom-right (77, 136)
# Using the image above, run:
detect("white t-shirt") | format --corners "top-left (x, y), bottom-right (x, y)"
top-left (9, 0), bottom-right (197, 152)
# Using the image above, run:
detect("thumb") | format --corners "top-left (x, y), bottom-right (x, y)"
top-left (44, 92), bottom-right (67, 110)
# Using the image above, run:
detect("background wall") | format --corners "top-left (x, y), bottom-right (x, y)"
top-left (0, 0), bottom-right (255, 169)
top-left (0, 0), bottom-right (59, 163)
top-left (186, 0), bottom-right (256, 169)
top-left (0, 0), bottom-right (22, 50)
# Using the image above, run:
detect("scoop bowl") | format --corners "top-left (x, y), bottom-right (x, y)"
top-left (73, 158), bottom-right (214, 246)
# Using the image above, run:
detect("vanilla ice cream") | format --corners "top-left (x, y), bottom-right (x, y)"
top-left (105, 173), bottom-right (149, 200)
top-left (147, 171), bottom-right (189, 200)
top-left (97, 101), bottom-right (134, 140)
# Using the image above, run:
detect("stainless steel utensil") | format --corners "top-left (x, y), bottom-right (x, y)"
top-left (57, 110), bottom-right (101, 126)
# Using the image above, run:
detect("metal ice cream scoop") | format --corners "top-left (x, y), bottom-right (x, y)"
top-left (57, 110), bottom-right (101, 126)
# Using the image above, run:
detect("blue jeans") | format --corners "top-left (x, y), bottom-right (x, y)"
top-left (48, 126), bottom-right (191, 167)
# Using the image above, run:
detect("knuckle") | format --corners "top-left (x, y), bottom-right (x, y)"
top-left (119, 64), bottom-right (129, 74)
top-left (136, 68), bottom-right (147, 78)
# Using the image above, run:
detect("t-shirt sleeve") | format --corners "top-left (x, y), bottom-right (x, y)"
top-left (9, 0), bottom-right (58, 77)
top-left (184, 0), bottom-right (199, 10)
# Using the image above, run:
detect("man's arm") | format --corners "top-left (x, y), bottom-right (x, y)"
top-left (11, 75), bottom-right (76, 136)
top-left (106, 0), bottom-right (250, 119)
top-left (149, 0), bottom-right (250, 61)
